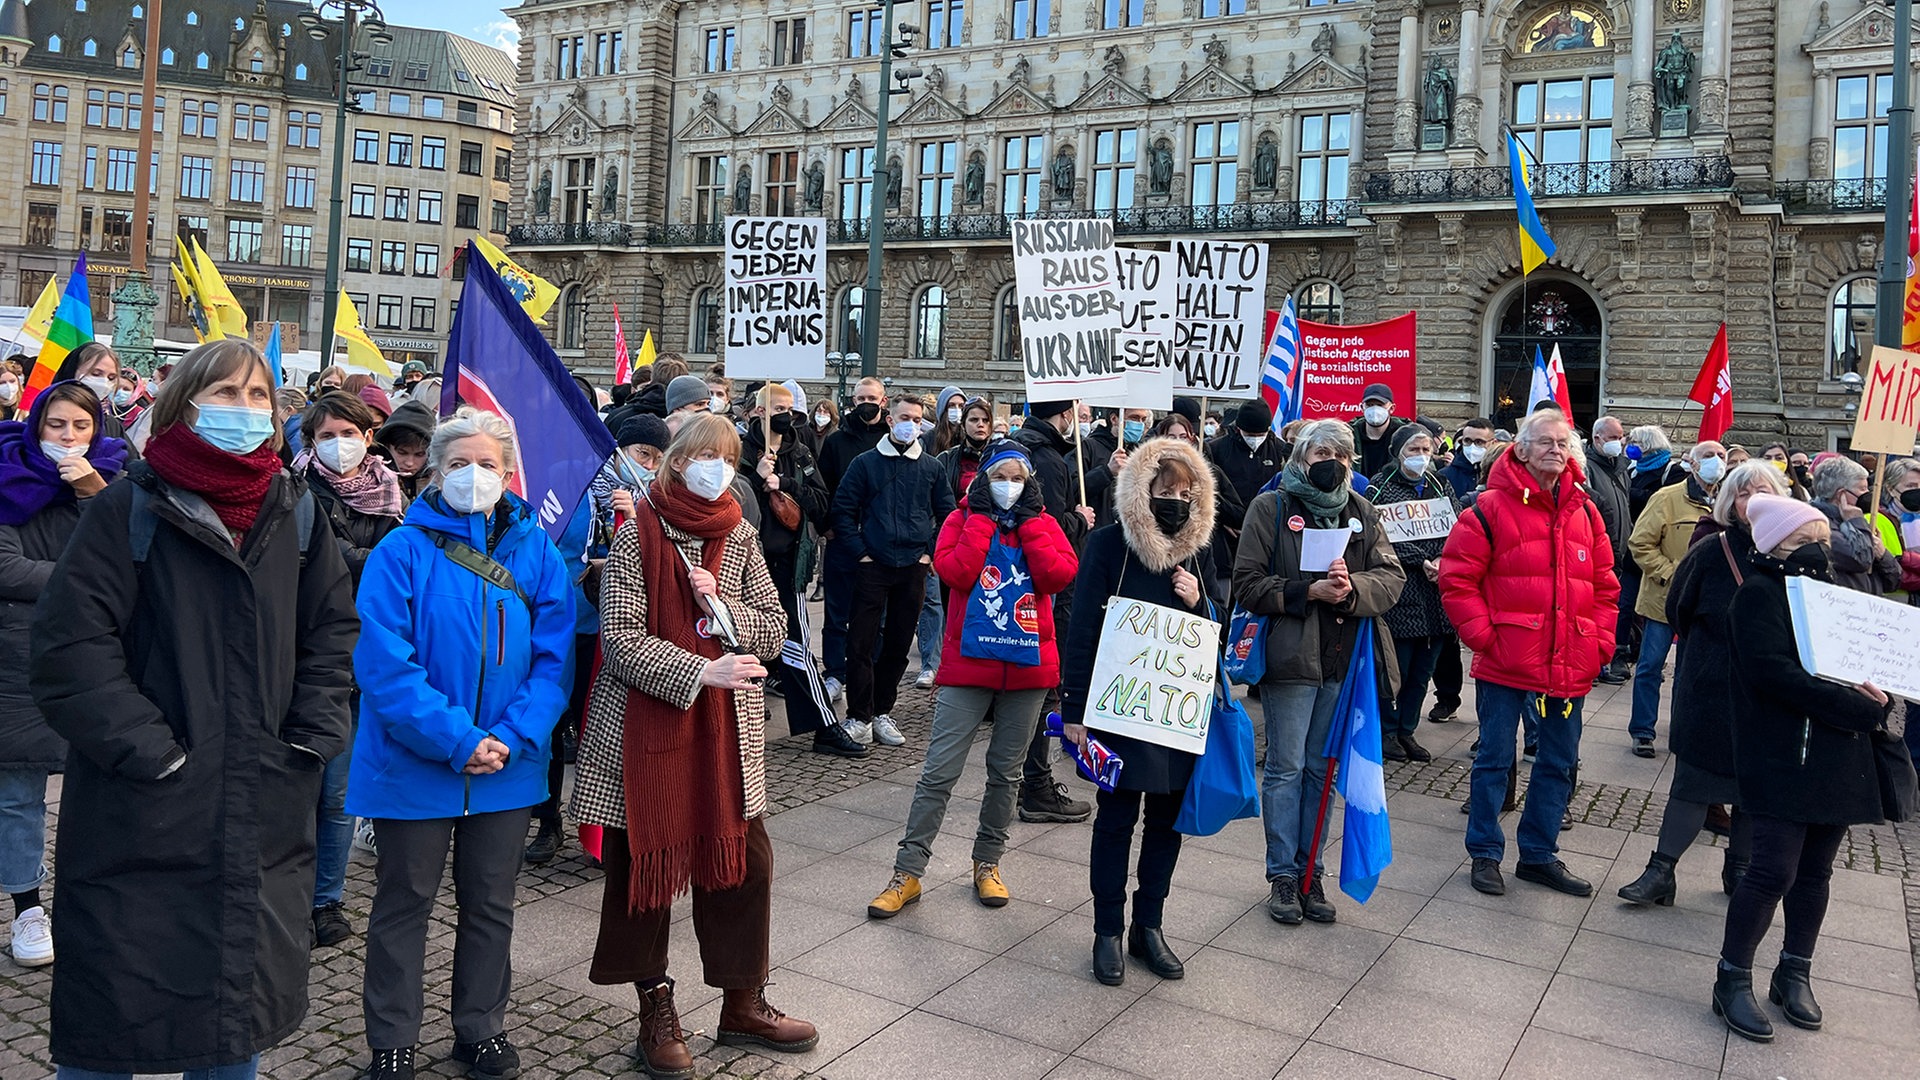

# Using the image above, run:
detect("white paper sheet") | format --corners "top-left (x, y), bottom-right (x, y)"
top-left (1300, 528), bottom-right (1349, 573)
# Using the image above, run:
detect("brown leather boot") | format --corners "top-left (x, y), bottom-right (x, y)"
top-left (634, 979), bottom-right (694, 1080)
top-left (716, 985), bottom-right (820, 1053)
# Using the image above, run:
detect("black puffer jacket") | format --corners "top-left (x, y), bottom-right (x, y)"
top-left (1012, 415), bottom-right (1090, 552)
top-left (1368, 466), bottom-right (1459, 641)
top-left (0, 499), bottom-right (86, 770)
top-left (830, 437), bottom-right (955, 567)
top-left (1665, 525), bottom-right (1754, 775)
top-left (742, 425), bottom-right (830, 559)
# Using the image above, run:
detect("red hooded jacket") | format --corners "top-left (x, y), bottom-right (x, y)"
top-left (932, 507), bottom-right (1079, 692)
top-left (1439, 451), bottom-right (1620, 698)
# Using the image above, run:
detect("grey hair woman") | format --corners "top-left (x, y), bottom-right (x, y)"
top-left (1809, 455), bottom-right (1900, 595)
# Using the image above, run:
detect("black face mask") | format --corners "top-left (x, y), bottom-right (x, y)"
top-left (1783, 543), bottom-right (1833, 579)
top-left (1306, 459), bottom-right (1347, 492)
top-left (1150, 496), bottom-right (1191, 536)
top-left (852, 401), bottom-right (882, 425)
top-left (1901, 488), bottom-right (1920, 513)
top-left (770, 412), bottom-right (795, 435)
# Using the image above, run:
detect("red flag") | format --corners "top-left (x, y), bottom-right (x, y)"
top-left (611, 302), bottom-right (631, 387)
top-left (1687, 323), bottom-right (1733, 442)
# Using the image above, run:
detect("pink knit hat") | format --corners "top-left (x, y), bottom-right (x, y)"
top-left (1746, 492), bottom-right (1826, 554)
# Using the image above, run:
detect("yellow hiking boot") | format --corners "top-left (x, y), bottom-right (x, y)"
top-left (867, 871), bottom-right (921, 919)
top-left (973, 862), bottom-right (1010, 908)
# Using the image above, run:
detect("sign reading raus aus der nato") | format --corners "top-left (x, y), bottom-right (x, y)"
top-left (1086, 597), bottom-right (1222, 754)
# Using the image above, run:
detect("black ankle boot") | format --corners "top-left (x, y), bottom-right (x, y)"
top-left (1722, 852), bottom-right (1749, 896)
top-left (1127, 924), bottom-right (1185, 980)
top-left (1713, 963), bottom-right (1775, 1043)
top-left (1617, 853), bottom-right (1677, 907)
top-left (1768, 954), bottom-right (1822, 1030)
top-left (1092, 934), bottom-right (1125, 986)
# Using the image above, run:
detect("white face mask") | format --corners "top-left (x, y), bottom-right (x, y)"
top-left (683, 457), bottom-right (736, 501)
top-left (1078, 421), bottom-right (1092, 439)
top-left (1363, 405), bottom-right (1390, 427)
top-left (709, 395), bottom-right (727, 414)
top-left (891, 419), bottom-right (921, 444)
top-left (40, 440), bottom-right (81, 461)
top-left (317, 435), bottom-right (368, 474)
top-left (0, 383), bottom-right (17, 403)
top-left (1205, 422), bottom-right (1220, 437)
top-left (990, 480), bottom-right (1024, 510)
top-left (1241, 432), bottom-right (1264, 451)
top-left (80, 375), bottom-right (114, 399)
top-left (1695, 457), bottom-right (1726, 485)
top-left (814, 411), bottom-right (830, 428)
top-left (947, 405), bottom-right (962, 424)
top-left (1403, 454), bottom-right (1431, 477)
top-left (441, 463), bottom-right (504, 515)
top-left (1597, 439), bottom-right (1624, 458)
top-left (1462, 444), bottom-right (1488, 465)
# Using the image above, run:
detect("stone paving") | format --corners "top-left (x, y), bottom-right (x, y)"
top-left (4, 666), bottom-right (1919, 1079)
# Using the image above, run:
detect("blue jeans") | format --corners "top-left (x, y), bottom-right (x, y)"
top-left (58, 1055), bottom-right (259, 1080)
top-left (1258, 678), bottom-right (1345, 882)
top-left (0, 767), bottom-right (50, 896)
top-left (916, 573), bottom-right (944, 671)
top-left (1467, 680), bottom-right (1583, 865)
top-left (821, 536), bottom-right (861, 682)
top-left (1629, 618), bottom-right (1676, 741)
top-left (314, 741), bottom-right (354, 908)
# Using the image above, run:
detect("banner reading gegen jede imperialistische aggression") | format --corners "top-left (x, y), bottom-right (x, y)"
top-left (1297, 312), bottom-right (1418, 421)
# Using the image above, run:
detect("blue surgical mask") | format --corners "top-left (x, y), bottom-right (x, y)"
top-left (192, 404), bottom-right (274, 454)
top-left (1625, 444), bottom-right (1644, 462)
top-left (1123, 419), bottom-right (1146, 444)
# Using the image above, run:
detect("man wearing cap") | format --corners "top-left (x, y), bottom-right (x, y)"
top-left (1349, 383), bottom-right (1409, 481)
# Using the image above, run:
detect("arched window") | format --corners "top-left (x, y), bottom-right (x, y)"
top-left (560, 285), bottom-right (589, 350)
top-left (914, 285), bottom-right (947, 360)
top-left (837, 285), bottom-right (865, 354)
top-left (293, 63), bottom-right (308, 80)
top-left (131, 4), bottom-right (142, 17)
top-left (1294, 280), bottom-right (1345, 325)
top-left (994, 283), bottom-right (1022, 364)
top-left (161, 48), bottom-right (174, 65)
top-left (75, 0), bottom-right (87, 10)
top-left (234, 17), bottom-right (246, 31)
top-left (1829, 275), bottom-right (1876, 379)
top-left (195, 52), bottom-right (210, 70)
top-left (47, 35), bottom-right (62, 53)
top-left (1509, 4), bottom-right (1615, 179)
top-left (1491, 282), bottom-right (1603, 430)
top-left (692, 287), bottom-right (722, 353)
top-left (82, 39), bottom-right (97, 57)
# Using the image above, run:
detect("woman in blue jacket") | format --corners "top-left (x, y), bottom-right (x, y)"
top-left (347, 407), bottom-right (576, 1080)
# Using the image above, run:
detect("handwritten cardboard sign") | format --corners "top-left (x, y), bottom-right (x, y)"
top-left (1378, 497), bottom-right (1458, 544)
top-left (1012, 218), bottom-right (1126, 402)
top-left (1852, 345), bottom-right (1920, 455)
top-left (1172, 239), bottom-right (1269, 399)
top-left (1086, 597), bottom-right (1222, 754)
top-left (724, 216), bottom-right (827, 379)
top-left (1084, 246), bottom-right (1174, 410)
top-left (1785, 575), bottom-right (1920, 702)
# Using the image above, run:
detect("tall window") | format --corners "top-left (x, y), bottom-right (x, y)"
top-left (102, 147), bottom-right (137, 192)
top-left (1189, 120), bottom-right (1240, 206)
top-left (226, 218), bottom-right (263, 263)
top-left (286, 109), bottom-right (321, 147)
top-left (555, 35), bottom-right (584, 79)
top-left (1510, 75), bottom-right (1614, 166)
top-left (27, 204), bottom-right (57, 247)
top-left (925, 0), bottom-right (963, 48)
top-left (692, 287), bottom-right (721, 352)
top-left (349, 184), bottom-right (375, 217)
top-left (414, 244), bottom-right (440, 276)
top-left (563, 157), bottom-right (596, 223)
top-left (764, 151), bottom-right (799, 216)
top-left (232, 103), bottom-right (268, 141)
top-left (180, 98), bottom-right (215, 136)
top-left (1104, 0), bottom-right (1144, 29)
top-left (1296, 112), bottom-right (1351, 206)
top-left (175, 215), bottom-right (208, 251)
top-left (33, 84), bottom-right (70, 123)
top-left (1091, 128), bottom-right (1136, 212)
top-left (459, 141), bottom-right (482, 175)
top-left (417, 190), bottom-right (443, 224)
top-left (914, 285), bottom-right (947, 359)
top-left (387, 134), bottom-right (412, 167)
top-left (379, 240), bottom-right (406, 274)
top-left (696, 155), bottom-right (729, 224)
top-left (704, 26), bottom-right (737, 72)
top-left (383, 187), bottom-right (409, 220)
top-left (839, 147), bottom-right (874, 219)
top-left (353, 129), bottom-right (378, 164)
top-left (421, 136), bottom-right (445, 170)
top-left (1835, 74), bottom-right (1893, 191)
top-left (410, 297), bottom-right (436, 331)
top-left (1829, 276), bottom-right (1876, 378)
top-left (1002, 135), bottom-right (1044, 215)
top-left (994, 284), bottom-right (1021, 364)
top-left (1294, 280), bottom-right (1345, 324)
top-left (848, 8), bottom-right (884, 57)
top-left (376, 295), bottom-right (402, 330)
top-left (100, 209), bottom-right (132, 254)
top-left (772, 18), bottom-right (806, 65)
top-left (345, 237), bottom-right (372, 272)
top-left (594, 31), bottom-right (624, 74)
top-left (456, 194), bottom-right (480, 229)
top-left (491, 200), bottom-right (509, 233)
top-left (495, 150), bottom-right (512, 182)
top-left (283, 165), bottom-right (317, 209)
top-left (918, 140), bottom-right (956, 216)
top-left (1012, 0), bottom-right (1051, 39)
top-left (280, 224), bottom-right (312, 267)
top-left (837, 286), bottom-right (865, 352)
top-left (565, 286), bottom-right (591, 350)
top-left (228, 159), bottom-right (266, 203)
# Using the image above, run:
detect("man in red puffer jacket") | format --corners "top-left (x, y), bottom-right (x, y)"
top-left (1441, 410), bottom-right (1619, 900)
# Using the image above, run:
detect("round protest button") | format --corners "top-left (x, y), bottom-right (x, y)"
top-left (1349, 517), bottom-right (1363, 533)
top-left (1288, 515), bottom-right (1305, 533)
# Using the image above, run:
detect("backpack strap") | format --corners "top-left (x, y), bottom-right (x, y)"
top-left (131, 483), bottom-right (319, 566)
top-left (1471, 503), bottom-right (1494, 547)
top-left (408, 525), bottom-right (533, 613)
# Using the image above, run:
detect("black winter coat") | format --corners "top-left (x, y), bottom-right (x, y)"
top-left (1629, 460), bottom-right (1686, 518)
top-left (830, 439), bottom-right (956, 567)
top-left (1665, 526), bottom-right (1754, 776)
top-left (1208, 431), bottom-right (1286, 509)
top-left (304, 464), bottom-right (404, 589)
top-left (1586, 454), bottom-right (1633, 570)
top-left (1368, 468), bottom-right (1458, 641)
top-left (1012, 417), bottom-right (1091, 551)
top-left (0, 499), bottom-right (85, 769)
top-left (1726, 554), bottom-right (1889, 826)
top-left (1349, 415), bottom-right (1409, 481)
top-left (819, 414), bottom-right (886, 494)
top-left (29, 464), bottom-right (359, 1072)
top-left (742, 427), bottom-right (830, 559)
top-left (1081, 425), bottom-right (1121, 528)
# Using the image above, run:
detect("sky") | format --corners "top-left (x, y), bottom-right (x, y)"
top-left (373, 0), bottom-right (520, 52)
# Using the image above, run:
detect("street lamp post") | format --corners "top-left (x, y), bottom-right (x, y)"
top-left (300, 1), bottom-right (392, 367)
top-left (857, 4), bottom-right (922, 378)
top-left (109, 0), bottom-right (165, 375)
top-left (1878, 0), bottom-right (1915, 351)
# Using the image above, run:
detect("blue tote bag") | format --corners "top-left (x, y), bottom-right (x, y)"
top-left (959, 529), bottom-right (1043, 666)
top-left (1223, 496), bottom-right (1287, 685)
top-left (1176, 654), bottom-right (1261, 837)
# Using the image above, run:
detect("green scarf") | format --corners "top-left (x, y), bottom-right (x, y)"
top-left (1277, 463), bottom-right (1350, 527)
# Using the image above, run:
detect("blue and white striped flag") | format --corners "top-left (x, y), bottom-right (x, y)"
top-left (1260, 295), bottom-right (1304, 433)
top-left (1324, 619), bottom-right (1393, 902)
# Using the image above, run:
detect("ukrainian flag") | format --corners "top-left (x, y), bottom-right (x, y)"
top-left (1508, 132), bottom-right (1556, 274)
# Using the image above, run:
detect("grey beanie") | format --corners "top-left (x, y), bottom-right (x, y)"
top-left (666, 374), bottom-right (711, 414)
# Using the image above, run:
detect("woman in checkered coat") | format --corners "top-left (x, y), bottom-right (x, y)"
top-left (570, 414), bottom-right (820, 1080)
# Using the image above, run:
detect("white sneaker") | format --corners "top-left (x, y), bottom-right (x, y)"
top-left (10, 906), bottom-right (52, 967)
top-left (353, 817), bottom-right (379, 856)
top-left (824, 677), bottom-right (845, 702)
top-left (915, 668), bottom-right (937, 689)
top-left (842, 718), bottom-right (874, 744)
top-left (873, 715), bottom-right (907, 746)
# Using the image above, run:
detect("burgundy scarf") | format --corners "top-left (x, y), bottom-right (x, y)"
top-left (143, 424), bottom-right (281, 536)
top-left (621, 479), bottom-right (748, 911)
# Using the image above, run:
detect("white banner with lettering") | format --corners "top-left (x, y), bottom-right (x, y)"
top-left (1785, 575), bottom-right (1920, 702)
top-left (1085, 596), bottom-right (1222, 754)
top-left (724, 216), bottom-right (827, 379)
top-left (1377, 497), bottom-right (1459, 545)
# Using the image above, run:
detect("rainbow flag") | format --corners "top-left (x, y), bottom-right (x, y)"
top-left (1507, 133), bottom-right (1556, 275)
top-left (23, 254), bottom-right (94, 409)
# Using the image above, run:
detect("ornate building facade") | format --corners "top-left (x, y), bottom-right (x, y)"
top-left (508, 0), bottom-right (1911, 446)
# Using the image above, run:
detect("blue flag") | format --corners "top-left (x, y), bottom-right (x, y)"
top-left (441, 241), bottom-right (616, 541)
top-left (263, 322), bottom-right (284, 389)
top-left (1324, 620), bottom-right (1393, 903)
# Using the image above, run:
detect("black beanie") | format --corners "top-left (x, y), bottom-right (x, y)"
top-left (1235, 398), bottom-right (1273, 434)
top-left (1171, 396), bottom-right (1203, 426)
top-left (1389, 423), bottom-right (1432, 459)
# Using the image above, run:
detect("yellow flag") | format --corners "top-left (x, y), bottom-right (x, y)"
top-left (470, 235), bottom-right (559, 324)
top-left (169, 260), bottom-right (211, 343)
top-left (190, 238), bottom-right (249, 339)
top-left (334, 290), bottom-right (392, 376)
top-left (636, 329), bottom-right (657, 368)
top-left (19, 276), bottom-right (58, 347)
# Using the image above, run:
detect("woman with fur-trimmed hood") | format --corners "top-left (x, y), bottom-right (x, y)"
top-left (1059, 437), bottom-right (1223, 988)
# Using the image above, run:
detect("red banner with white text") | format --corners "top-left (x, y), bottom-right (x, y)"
top-left (1297, 312), bottom-right (1418, 422)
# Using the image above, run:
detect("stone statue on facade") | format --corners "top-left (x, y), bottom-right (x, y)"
top-left (1311, 22), bottom-right (1336, 57)
top-left (1655, 32), bottom-right (1693, 113)
top-left (803, 159), bottom-right (825, 210)
top-left (733, 164), bottom-right (752, 213)
top-left (534, 168), bottom-right (552, 216)
top-left (1051, 146), bottom-right (1075, 200)
top-left (885, 156), bottom-right (903, 209)
top-left (601, 167), bottom-right (619, 216)
top-left (1253, 133), bottom-right (1278, 190)
top-left (964, 151), bottom-right (986, 205)
top-left (1423, 57), bottom-right (1454, 125)
top-left (1149, 139), bottom-right (1174, 195)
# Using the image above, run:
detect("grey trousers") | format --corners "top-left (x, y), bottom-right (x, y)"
top-left (895, 684), bottom-right (1049, 877)
top-left (363, 807), bottom-right (530, 1050)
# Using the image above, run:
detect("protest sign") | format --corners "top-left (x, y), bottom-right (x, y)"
top-left (1298, 312), bottom-right (1418, 421)
top-left (1086, 597), bottom-right (1222, 754)
top-left (1172, 240), bottom-right (1268, 398)
top-left (1851, 345), bottom-right (1920, 454)
top-left (1012, 218), bottom-right (1127, 401)
top-left (1299, 529), bottom-right (1350, 573)
top-left (1378, 497), bottom-right (1459, 544)
top-left (1785, 575), bottom-right (1920, 702)
top-left (1086, 246), bottom-right (1175, 409)
top-left (724, 216), bottom-right (827, 379)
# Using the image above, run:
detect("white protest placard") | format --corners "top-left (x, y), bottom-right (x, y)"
top-left (1086, 596), bottom-right (1222, 754)
top-left (724, 216), bottom-right (827, 379)
top-left (1378, 498), bottom-right (1459, 545)
top-left (1851, 345), bottom-right (1920, 455)
top-left (1784, 575), bottom-right (1920, 702)
top-left (1012, 218), bottom-right (1127, 402)
top-left (1084, 246), bottom-right (1174, 410)
top-left (1171, 239), bottom-right (1269, 399)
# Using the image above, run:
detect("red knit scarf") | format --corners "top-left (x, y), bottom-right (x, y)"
top-left (621, 480), bottom-right (748, 912)
top-left (143, 424), bottom-right (281, 536)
